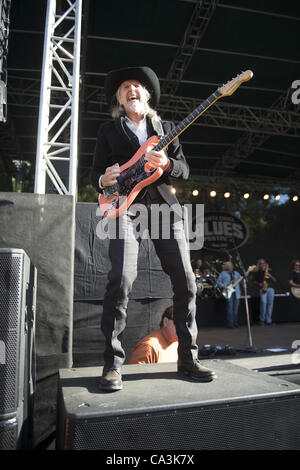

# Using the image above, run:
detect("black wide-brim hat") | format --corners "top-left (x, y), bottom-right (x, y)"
top-left (104, 66), bottom-right (160, 107)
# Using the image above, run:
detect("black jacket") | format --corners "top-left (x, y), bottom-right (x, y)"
top-left (91, 116), bottom-right (190, 206)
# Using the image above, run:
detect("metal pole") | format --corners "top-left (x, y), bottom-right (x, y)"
top-left (34, 0), bottom-right (82, 196)
top-left (34, 0), bottom-right (55, 194)
top-left (243, 279), bottom-right (255, 351)
top-left (69, 0), bottom-right (82, 196)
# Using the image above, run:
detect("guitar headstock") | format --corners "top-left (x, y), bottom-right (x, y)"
top-left (219, 70), bottom-right (253, 97)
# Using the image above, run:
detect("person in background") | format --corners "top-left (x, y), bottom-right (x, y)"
top-left (217, 261), bottom-right (241, 328)
top-left (129, 305), bottom-right (178, 364)
top-left (252, 258), bottom-right (276, 325)
top-left (193, 258), bottom-right (204, 276)
top-left (289, 259), bottom-right (300, 299)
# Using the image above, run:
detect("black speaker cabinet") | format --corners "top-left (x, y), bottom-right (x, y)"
top-left (0, 248), bottom-right (36, 449)
top-left (57, 360), bottom-right (300, 450)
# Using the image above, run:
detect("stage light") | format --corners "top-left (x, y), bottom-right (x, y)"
top-left (275, 195), bottom-right (280, 200)
top-left (171, 187), bottom-right (176, 194)
top-left (292, 195), bottom-right (298, 202)
top-left (210, 190), bottom-right (216, 197)
top-left (224, 192), bottom-right (230, 198)
top-left (263, 194), bottom-right (270, 200)
top-left (192, 189), bottom-right (199, 196)
top-left (243, 193), bottom-right (250, 199)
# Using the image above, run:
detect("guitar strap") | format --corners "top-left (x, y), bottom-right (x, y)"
top-left (150, 116), bottom-right (164, 138)
top-left (146, 117), bottom-right (167, 203)
top-left (118, 116), bottom-right (164, 147)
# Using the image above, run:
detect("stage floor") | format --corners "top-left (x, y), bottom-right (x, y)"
top-left (57, 359), bottom-right (300, 450)
top-left (197, 321), bottom-right (300, 352)
top-left (42, 322), bottom-right (300, 449)
top-left (197, 322), bottom-right (300, 386)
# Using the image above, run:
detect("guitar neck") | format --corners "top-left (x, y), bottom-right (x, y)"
top-left (154, 89), bottom-right (222, 152)
top-left (232, 267), bottom-right (254, 288)
top-left (232, 276), bottom-right (244, 288)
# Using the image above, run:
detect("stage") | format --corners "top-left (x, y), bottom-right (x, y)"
top-left (197, 321), bottom-right (300, 353)
top-left (1, 195), bottom-right (300, 450)
top-left (57, 321), bottom-right (300, 451)
top-left (34, 321), bottom-right (300, 450)
top-left (56, 357), bottom-right (300, 450)
top-left (2, 0), bottom-right (300, 453)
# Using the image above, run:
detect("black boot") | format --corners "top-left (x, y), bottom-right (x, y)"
top-left (100, 367), bottom-right (123, 391)
top-left (178, 359), bottom-right (216, 382)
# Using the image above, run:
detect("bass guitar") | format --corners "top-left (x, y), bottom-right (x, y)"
top-left (222, 265), bottom-right (256, 300)
top-left (99, 70), bottom-right (253, 218)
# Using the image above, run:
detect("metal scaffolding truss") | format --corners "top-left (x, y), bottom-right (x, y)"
top-left (8, 76), bottom-right (300, 139)
top-left (7, 75), bottom-right (41, 105)
top-left (160, 93), bottom-right (300, 137)
top-left (0, 0), bottom-right (11, 122)
top-left (9, 74), bottom-right (300, 140)
top-left (211, 87), bottom-right (300, 174)
top-left (34, 0), bottom-right (82, 195)
top-left (5, 1), bottom-right (300, 195)
top-left (82, 85), bottom-right (300, 137)
top-left (0, 117), bottom-right (21, 176)
top-left (160, 0), bottom-right (218, 99)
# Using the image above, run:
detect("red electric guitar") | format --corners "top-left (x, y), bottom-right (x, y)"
top-left (99, 70), bottom-right (253, 218)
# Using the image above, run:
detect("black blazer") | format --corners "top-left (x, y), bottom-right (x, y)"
top-left (91, 116), bottom-right (190, 207)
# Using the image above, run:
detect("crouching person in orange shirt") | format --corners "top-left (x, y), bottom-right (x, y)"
top-left (129, 305), bottom-right (178, 364)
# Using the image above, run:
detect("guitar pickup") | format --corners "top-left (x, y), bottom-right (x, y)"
top-left (103, 184), bottom-right (119, 197)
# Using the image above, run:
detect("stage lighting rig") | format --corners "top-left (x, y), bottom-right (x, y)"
top-left (0, 0), bottom-right (11, 122)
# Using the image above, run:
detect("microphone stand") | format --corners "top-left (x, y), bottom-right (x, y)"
top-left (233, 246), bottom-right (256, 352)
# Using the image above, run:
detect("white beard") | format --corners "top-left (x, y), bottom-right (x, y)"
top-left (126, 99), bottom-right (147, 115)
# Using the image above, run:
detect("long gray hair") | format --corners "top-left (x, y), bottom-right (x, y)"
top-left (111, 84), bottom-right (161, 124)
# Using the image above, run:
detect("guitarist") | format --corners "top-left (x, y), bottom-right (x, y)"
top-left (216, 261), bottom-right (241, 328)
top-left (91, 66), bottom-right (216, 391)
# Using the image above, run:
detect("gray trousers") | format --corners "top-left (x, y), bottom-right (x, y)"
top-left (101, 202), bottom-right (198, 369)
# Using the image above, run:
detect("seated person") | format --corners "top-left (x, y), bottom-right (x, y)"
top-left (129, 305), bottom-right (178, 364)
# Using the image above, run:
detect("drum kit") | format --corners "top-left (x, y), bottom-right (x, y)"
top-left (194, 260), bottom-right (223, 300)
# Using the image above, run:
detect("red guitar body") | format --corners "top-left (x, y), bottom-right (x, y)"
top-left (98, 135), bottom-right (163, 218)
